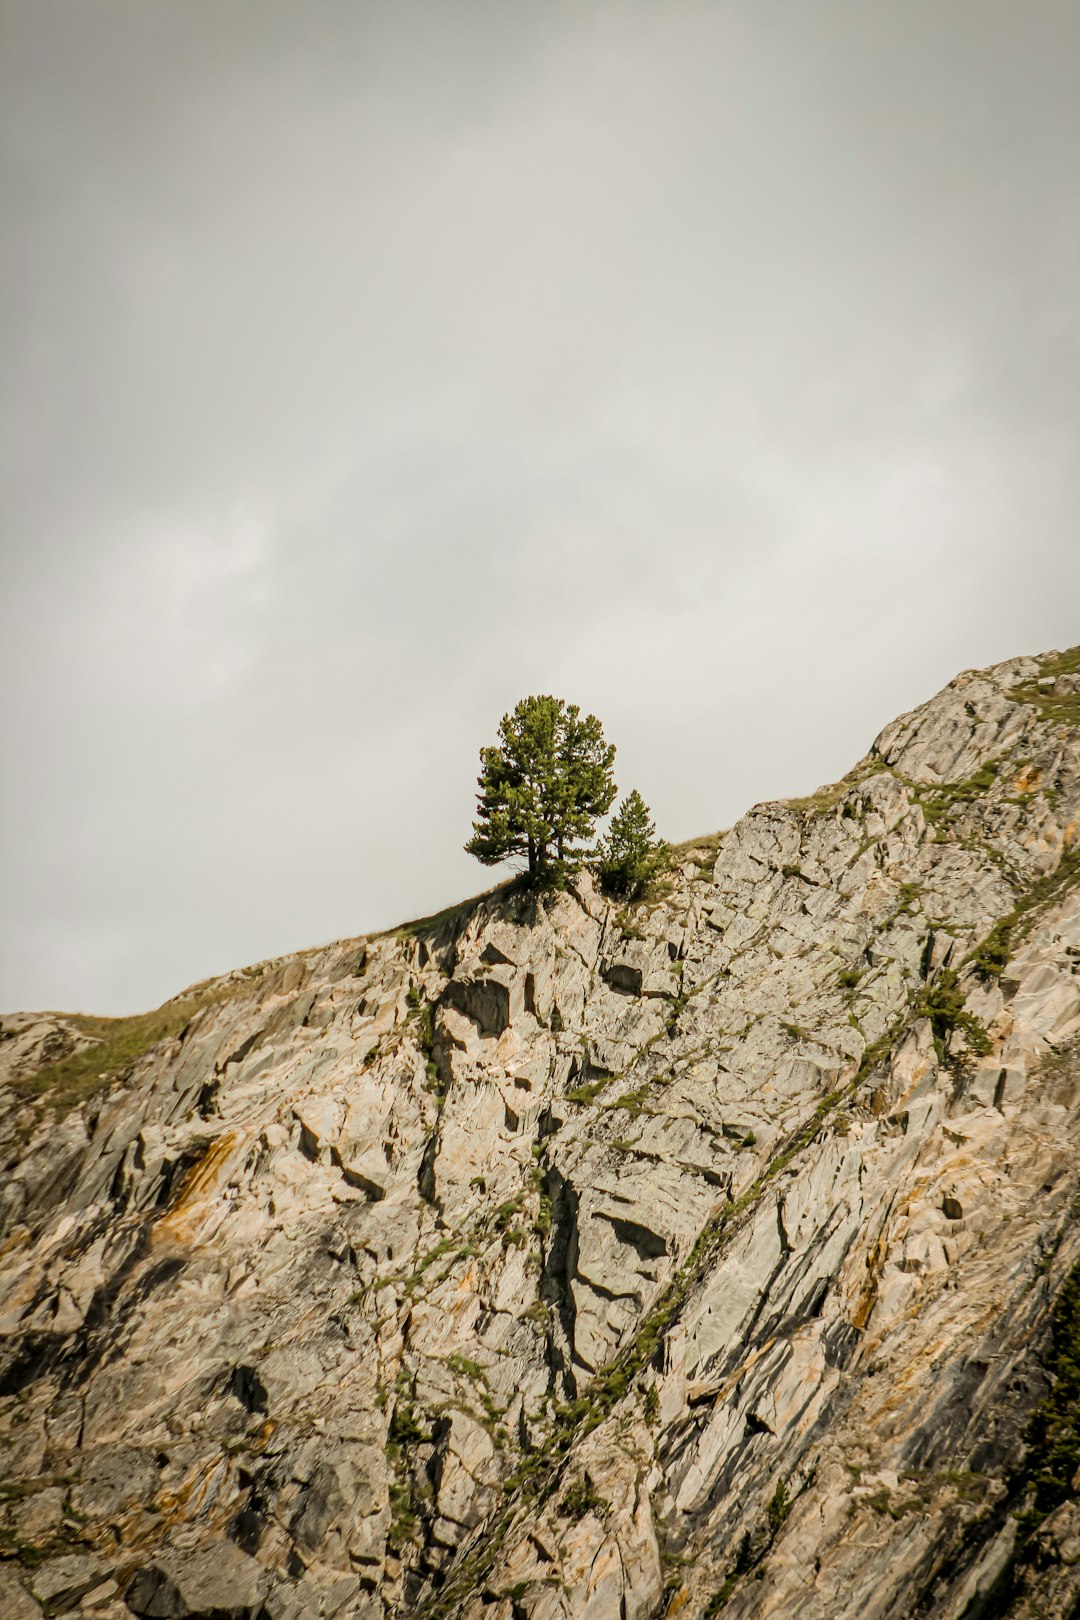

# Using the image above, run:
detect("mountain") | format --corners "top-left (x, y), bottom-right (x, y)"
top-left (1, 646), bottom-right (1079, 1620)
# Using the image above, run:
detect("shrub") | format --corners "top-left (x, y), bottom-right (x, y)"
top-left (913, 968), bottom-right (992, 1062)
top-left (766, 1477), bottom-right (791, 1534)
top-left (558, 1476), bottom-right (610, 1521)
top-left (596, 790), bottom-right (672, 900)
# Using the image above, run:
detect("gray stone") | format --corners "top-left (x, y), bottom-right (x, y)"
top-left (29, 1556), bottom-right (106, 1611)
top-left (0, 1567), bottom-right (43, 1620)
top-left (124, 1544), bottom-right (267, 1619)
top-left (2, 646), bottom-right (1079, 1620)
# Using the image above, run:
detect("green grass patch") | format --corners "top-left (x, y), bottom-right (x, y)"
top-left (916, 758), bottom-right (1001, 831)
top-left (672, 829), bottom-right (725, 860)
top-left (10, 984), bottom-right (246, 1114)
top-left (912, 968), bottom-right (992, 1063)
top-left (894, 881), bottom-right (922, 917)
top-left (614, 909), bottom-right (647, 941)
top-left (610, 1084), bottom-right (653, 1119)
top-left (565, 1074), bottom-right (616, 1105)
top-left (557, 1476), bottom-right (609, 1521)
top-left (388, 1403), bottom-right (431, 1447)
top-left (961, 845), bottom-right (1080, 990)
top-left (443, 1353), bottom-right (486, 1381)
top-left (1009, 645), bottom-right (1080, 726)
top-left (780, 758), bottom-right (890, 817)
top-left (968, 916), bottom-right (1013, 981)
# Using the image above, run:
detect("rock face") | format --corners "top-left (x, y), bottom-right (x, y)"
top-left (2, 646), bottom-right (1080, 1620)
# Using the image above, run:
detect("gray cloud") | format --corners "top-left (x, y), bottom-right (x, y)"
top-left (2, 0), bottom-right (1079, 1012)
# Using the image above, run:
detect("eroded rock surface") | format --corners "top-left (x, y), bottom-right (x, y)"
top-left (2, 647), bottom-right (1080, 1619)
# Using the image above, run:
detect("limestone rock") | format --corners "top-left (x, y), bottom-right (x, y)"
top-left (29, 1554), bottom-right (107, 1611)
top-left (1, 645), bottom-right (1079, 1619)
top-left (0, 1568), bottom-right (43, 1620)
top-left (124, 1543), bottom-right (267, 1618)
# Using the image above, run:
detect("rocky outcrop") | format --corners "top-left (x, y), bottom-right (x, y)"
top-left (1, 646), bottom-right (1079, 1619)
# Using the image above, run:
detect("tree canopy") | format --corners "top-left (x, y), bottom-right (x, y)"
top-left (464, 695), bottom-right (617, 885)
top-left (596, 789), bottom-right (671, 900)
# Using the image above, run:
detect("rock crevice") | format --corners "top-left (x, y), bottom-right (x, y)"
top-left (1, 647), bottom-right (1079, 1619)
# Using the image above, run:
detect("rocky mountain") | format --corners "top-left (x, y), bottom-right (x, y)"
top-left (2, 646), bottom-right (1079, 1620)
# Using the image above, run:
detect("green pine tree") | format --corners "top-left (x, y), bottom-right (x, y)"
top-left (596, 789), bottom-right (671, 900)
top-left (465, 696), bottom-right (617, 886)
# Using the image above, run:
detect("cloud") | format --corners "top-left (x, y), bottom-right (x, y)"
top-left (2, 0), bottom-right (1078, 1011)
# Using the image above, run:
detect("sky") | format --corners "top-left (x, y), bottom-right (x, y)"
top-left (1, 0), bottom-right (1078, 1016)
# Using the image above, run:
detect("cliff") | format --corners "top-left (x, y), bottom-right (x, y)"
top-left (1, 646), bottom-right (1079, 1620)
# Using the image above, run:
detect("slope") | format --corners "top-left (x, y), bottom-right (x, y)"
top-left (0, 645), bottom-right (1078, 1620)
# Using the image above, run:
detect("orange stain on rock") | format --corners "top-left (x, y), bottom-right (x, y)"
top-left (154, 1132), bottom-right (239, 1247)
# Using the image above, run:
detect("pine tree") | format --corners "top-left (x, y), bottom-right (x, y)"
top-left (596, 789), bottom-right (671, 900)
top-left (465, 696), bottom-right (617, 886)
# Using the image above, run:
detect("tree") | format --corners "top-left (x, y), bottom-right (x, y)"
top-left (596, 789), bottom-right (671, 900)
top-left (465, 696), bottom-right (617, 886)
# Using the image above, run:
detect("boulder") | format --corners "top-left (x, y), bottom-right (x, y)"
top-left (124, 1544), bottom-right (267, 1619)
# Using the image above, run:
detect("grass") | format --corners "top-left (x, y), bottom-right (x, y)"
top-left (409, 993), bottom-right (442, 1092)
top-left (916, 758), bottom-right (1001, 831)
top-left (443, 1354), bottom-right (486, 1381)
top-left (912, 967), bottom-right (992, 1063)
top-left (1031, 1032), bottom-right (1080, 1089)
top-left (531, 1171), bottom-right (553, 1238)
top-left (702, 1473), bottom-right (797, 1612)
top-left (388, 1481), bottom-right (420, 1548)
top-left (614, 909), bottom-right (647, 941)
top-left (961, 845), bottom-right (1080, 988)
top-left (388, 878), bottom-right (520, 942)
top-left (968, 915), bottom-right (1013, 981)
top-left (1009, 644), bottom-right (1080, 726)
top-left (664, 980), bottom-right (703, 1036)
top-left (557, 1476), bottom-right (610, 1521)
top-left (894, 881), bottom-right (923, 917)
top-left (407, 1002), bottom-right (922, 1620)
top-left (565, 1074), bottom-right (616, 1105)
top-left (9, 984), bottom-right (245, 1114)
top-left (766, 1477), bottom-right (791, 1534)
top-left (779, 757), bottom-right (890, 817)
top-left (703, 1580), bottom-right (738, 1616)
top-left (673, 830), bottom-right (725, 859)
top-left (388, 1403), bottom-right (430, 1447)
top-left (610, 1084), bottom-right (654, 1119)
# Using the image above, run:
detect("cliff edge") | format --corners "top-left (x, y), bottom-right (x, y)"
top-left (2, 647), bottom-right (1079, 1620)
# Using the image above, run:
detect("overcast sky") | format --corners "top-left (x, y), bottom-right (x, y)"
top-left (2, 0), bottom-right (1078, 1015)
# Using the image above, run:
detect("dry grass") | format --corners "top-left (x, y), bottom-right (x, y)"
top-left (11, 983), bottom-right (248, 1115)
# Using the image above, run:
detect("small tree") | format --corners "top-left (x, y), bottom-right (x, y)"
top-left (596, 789), bottom-right (671, 900)
top-left (465, 695), bottom-right (617, 886)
